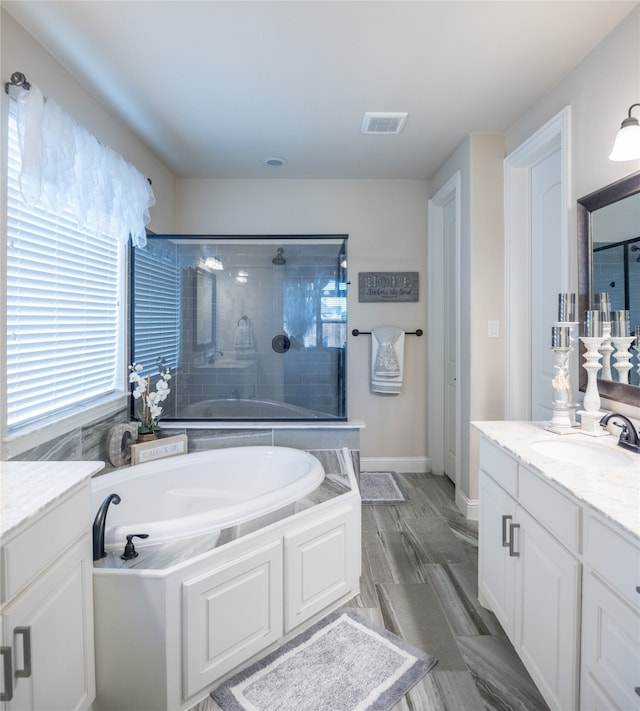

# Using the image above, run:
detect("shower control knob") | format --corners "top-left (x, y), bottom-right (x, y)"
top-left (121, 533), bottom-right (149, 560)
top-left (272, 334), bottom-right (291, 354)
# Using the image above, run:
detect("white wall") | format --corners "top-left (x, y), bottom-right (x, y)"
top-left (174, 179), bottom-right (430, 459)
top-left (429, 134), bottom-right (505, 504)
top-left (506, 5), bottom-right (640, 421)
top-left (0, 9), bottom-right (177, 233)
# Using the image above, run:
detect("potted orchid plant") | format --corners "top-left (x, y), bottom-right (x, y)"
top-left (128, 362), bottom-right (171, 439)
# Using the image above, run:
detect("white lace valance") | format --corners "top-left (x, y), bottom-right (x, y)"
top-left (16, 84), bottom-right (155, 247)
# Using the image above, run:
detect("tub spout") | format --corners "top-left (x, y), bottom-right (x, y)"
top-left (93, 493), bottom-right (121, 561)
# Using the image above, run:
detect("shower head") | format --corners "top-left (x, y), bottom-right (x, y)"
top-left (272, 247), bottom-right (286, 265)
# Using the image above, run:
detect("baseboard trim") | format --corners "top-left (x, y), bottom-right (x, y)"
top-left (360, 457), bottom-right (431, 473)
top-left (456, 488), bottom-right (479, 521)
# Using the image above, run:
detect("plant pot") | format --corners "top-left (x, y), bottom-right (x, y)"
top-left (138, 432), bottom-right (158, 442)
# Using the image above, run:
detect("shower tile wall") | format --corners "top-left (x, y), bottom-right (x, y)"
top-left (142, 237), bottom-right (348, 419)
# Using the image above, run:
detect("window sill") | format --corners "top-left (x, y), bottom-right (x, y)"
top-left (4, 392), bottom-right (129, 460)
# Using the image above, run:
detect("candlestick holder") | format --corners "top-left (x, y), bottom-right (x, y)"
top-left (598, 322), bottom-right (614, 381)
top-left (545, 346), bottom-right (576, 434)
top-left (611, 336), bottom-right (635, 384)
top-left (578, 336), bottom-right (609, 436)
top-left (632, 338), bottom-right (640, 384)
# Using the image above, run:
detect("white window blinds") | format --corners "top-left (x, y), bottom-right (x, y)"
top-left (131, 240), bottom-right (181, 374)
top-left (6, 103), bottom-right (122, 429)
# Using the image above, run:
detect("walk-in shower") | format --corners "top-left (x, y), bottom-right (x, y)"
top-left (131, 235), bottom-right (348, 420)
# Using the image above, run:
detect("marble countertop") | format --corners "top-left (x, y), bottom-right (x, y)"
top-left (473, 421), bottom-right (640, 540)
top-left (0, 460), bottom-right (105, 539)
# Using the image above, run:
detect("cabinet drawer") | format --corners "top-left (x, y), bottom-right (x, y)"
top-left (1, 484), bottom-right (91, 602)
top-left (587, 514), bottom-right (640, 610)
top-left (479, 437), bottom-right (518, 497)
top-left (519, 465), bottom-right (581, 555)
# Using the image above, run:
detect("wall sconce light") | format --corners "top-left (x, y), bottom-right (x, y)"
top-left (609, 103), bottom-right (640, 161)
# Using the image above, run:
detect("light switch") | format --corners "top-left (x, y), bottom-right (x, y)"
top-left (488, 320), bottom-right (500, 338)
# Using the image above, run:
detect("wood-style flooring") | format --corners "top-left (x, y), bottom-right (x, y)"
top-left (194, 472), bottom-right (550, 711)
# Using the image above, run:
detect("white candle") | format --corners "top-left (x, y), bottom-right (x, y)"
top-left (585, 310), bottom-right (603, 338)
top-left (611, 310), bottom-right (630, 337)
top-left (594, 292), bottom-right (611, 320)
top-left (557, 293), bottom-right (576, 322)
top-left (551, 325), bottom-right (570, 348)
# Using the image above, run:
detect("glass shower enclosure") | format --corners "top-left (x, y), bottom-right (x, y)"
top-left (131, 235), bottom-right (348, 421)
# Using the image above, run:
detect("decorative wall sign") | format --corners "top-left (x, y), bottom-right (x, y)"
top-left (358, 272), bottom-right (419, 302)
top-left (130, 434), bottom-right (188, 465)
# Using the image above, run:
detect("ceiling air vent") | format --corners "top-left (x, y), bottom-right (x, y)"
top-left (361, 112), bottom-right (408, 135)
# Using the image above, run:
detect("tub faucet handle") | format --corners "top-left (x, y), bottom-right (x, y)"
top-left (121, 533), bottom-right (149, 561)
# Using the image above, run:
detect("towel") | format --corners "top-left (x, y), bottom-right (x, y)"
top-left (233, 316), bottom-right (256, 357)
top-left (371, 326), bottom-right (405, 394)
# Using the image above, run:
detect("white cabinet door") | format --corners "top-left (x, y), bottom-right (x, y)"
top-left (182, 539), bottom-right (283, 698)
top-left (1, 535), bottom-right (95, 711)
top-left (478, 471), bottom-right (517, 637)
top-left (284, 504), bottom-right (359, 632)
top-left (515, 507), bottom-right (581, 711)
top-left (581, 571), bottom-right (640, 711)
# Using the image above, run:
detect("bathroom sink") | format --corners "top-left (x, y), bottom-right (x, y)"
top-left (530, 439), bottom-right (633, 468)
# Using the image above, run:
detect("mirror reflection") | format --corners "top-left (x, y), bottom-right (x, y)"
top-left (577, 171), bottom-right (640, 407)
top-left (131, 235), bottom-right (348, 420)
top-left (591, 192), bottom-right (640, 385)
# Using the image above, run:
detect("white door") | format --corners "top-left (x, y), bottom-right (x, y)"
top-left (443, 193), bottom-right (458, 479)
top-left (530, 148), bottom-right (563, 421)
top-left (504, 107), bottom-right (569, 421)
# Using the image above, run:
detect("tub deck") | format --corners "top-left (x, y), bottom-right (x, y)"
top-left (93, 448), bottom-right (356, 571)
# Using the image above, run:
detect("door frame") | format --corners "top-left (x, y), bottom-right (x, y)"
top-left (504, 107), bottom-right (571, 419)
top-left (427, 172), bottom-right (461, 490)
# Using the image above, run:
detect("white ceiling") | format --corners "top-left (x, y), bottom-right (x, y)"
top-left (4, 0), bottom-right (638, 180)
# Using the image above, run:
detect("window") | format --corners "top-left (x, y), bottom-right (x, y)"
top-left (6, 102), bottom-right (123, 429)
top-left (130, 240), bottom-right (181, 375)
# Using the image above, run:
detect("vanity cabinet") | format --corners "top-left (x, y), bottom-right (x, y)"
top-left (581, 514), bottom-right (640, 710)
top-left (1, 482), bottom-right (95, 711)
top-left (479, 438), bottom-right (581, 711)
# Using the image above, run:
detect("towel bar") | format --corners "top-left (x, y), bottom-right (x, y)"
top-left (352, 328), bottom-right (423, 337)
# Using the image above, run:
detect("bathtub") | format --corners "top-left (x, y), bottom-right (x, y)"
top-left (182, 398), bottom-right (323, 419)
top-left (92, 446), bottom-right (325, 548)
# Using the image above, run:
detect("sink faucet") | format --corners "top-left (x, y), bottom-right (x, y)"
top-left (599, 413), bottom-right (640, 453)
top-left (93, 493), bottom-right (121, 561)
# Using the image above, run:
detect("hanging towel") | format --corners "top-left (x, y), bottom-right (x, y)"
top-left (233, 316), bottom-right (256, 357)
top-left (371, 326), bottom-right (405, 394)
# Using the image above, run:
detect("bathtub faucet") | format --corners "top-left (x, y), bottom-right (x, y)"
top-left (93, 493), bottom-right (121, 561)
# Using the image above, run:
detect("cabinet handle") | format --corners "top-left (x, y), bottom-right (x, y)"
top-left (508, 523), bottom-right (520, 557)
top-left (15, 626), bottom-right (31, 678)
top-left (635, 687), bottom-right (640, 697)
top-left (501, 514), bottom-right (512, 547)
top-left (0, 646), bottom-right (13, 701)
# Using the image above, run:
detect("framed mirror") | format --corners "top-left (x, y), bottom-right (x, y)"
top-left (577, 170), bottom-right (640, 407)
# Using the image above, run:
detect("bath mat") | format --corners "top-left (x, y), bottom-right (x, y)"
top-left (360, 471), bottom-right (409, 505)
top-left (211, 606), bottom-right (436, 711)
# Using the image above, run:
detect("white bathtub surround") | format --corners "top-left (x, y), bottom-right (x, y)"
top-left (92, 447), bottom-right (361, 711)
top-left (92, 446), bottom-right (325, 549)
top-left (474, 421), bottom-right (639, 711)
top-left (0, 460), bottom-right (104, 710)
